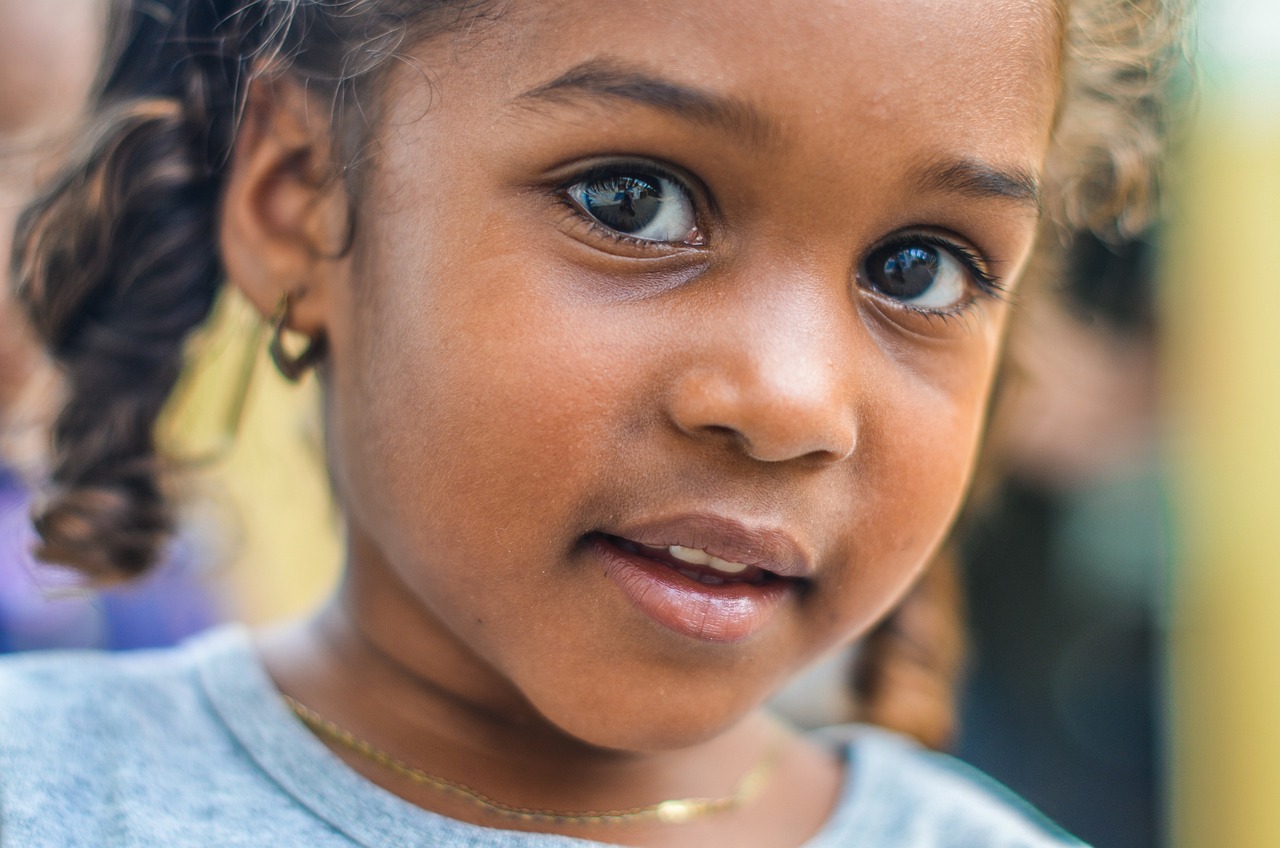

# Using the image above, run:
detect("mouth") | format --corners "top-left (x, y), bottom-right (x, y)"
top-left (586, 518), bottom-right (809, 643)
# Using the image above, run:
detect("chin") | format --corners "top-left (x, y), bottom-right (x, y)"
top-left (557, 710), bottom-right (747, 754)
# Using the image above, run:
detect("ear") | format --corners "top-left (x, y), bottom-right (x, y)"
top-left (219, 74), bottom-right (351, 338)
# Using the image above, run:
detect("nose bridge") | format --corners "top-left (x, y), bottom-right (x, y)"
top-left (668, 270), bottom-right (862, 464)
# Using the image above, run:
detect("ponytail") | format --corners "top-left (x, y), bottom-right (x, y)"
top-left (11, 0), bottom-right (239, 578)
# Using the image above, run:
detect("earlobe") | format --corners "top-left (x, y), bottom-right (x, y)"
top-left (218, 75), bottom-right (350, 339)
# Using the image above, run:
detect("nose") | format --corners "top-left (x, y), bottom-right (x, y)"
top-left (666, 296), bottom-right (860, 465)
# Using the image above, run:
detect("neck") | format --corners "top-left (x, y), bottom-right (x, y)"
top-left (257, 611), bottom-right (783, 837)
top-left (254, 530), bottom-right (841, 846)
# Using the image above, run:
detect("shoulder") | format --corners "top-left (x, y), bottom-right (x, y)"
top-left (0, 627), bottom-right (225, 734)
top-left (0, 628), bottom-right (245, 776)
top-left (816, 725), bottom-right (1089, 848)
top-left (0, 627), bottom-right (276, 846)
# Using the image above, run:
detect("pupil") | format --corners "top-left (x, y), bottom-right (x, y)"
top-left (587, 177), bottom-right (662, 233)
top-left (877, 245), bottom-right (938, 298)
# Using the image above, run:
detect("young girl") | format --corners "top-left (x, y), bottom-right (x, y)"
top-left (0, 0), bottom-right (1182, 845)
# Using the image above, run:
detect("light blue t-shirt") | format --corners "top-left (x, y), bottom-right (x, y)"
top-left (0, 626), bottom-right (1086, 847)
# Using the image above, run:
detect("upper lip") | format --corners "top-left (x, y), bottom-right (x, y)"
top-left (604, 513), bottom-right (815, 579)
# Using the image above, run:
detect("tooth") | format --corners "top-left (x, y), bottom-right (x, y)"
top-left (707, 555), bottom-right (749, 574)
top-left (668, 545), bottom-right (711, 565)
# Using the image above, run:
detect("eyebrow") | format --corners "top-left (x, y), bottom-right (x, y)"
top-left (516, 61), bottom-right (1043, 213)
top-left (514, 59), bottom-right (779, 149)
top-left (915, 159), bottom-right (1042, 213)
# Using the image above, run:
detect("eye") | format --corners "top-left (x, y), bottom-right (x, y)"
top-left (566, 168), bottom-right (701, 245)
top-left (863, 236), bottom-right (994, 311)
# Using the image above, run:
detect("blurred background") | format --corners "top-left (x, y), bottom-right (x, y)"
top-left (954, 1), bottom-right (1280, 843)
top-left (1163, 1), bottom-right (1280, 846)
top-left (1, 1), bottom-right (1277, 847)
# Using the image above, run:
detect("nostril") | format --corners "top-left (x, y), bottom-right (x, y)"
top-left (685, 422), bottom-right (753, 456)
top-left (705, 424), bottom-right (740, 441)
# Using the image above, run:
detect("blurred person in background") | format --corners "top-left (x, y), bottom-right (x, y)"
top-left (0, 0), bottom-right (221, 651)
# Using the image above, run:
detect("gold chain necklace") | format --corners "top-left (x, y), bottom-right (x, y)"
top-left (285, 695), bottom-right (783, 826)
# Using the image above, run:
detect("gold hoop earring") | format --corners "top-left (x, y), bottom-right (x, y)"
top-left (268, 291), bottom-right (326, 382)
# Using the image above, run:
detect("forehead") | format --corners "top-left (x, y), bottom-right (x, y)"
top-left (475, 0), bottom-right (1062, 161)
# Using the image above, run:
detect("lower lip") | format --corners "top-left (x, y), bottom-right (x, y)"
top-left (590, 536), bottom-right (792, 643)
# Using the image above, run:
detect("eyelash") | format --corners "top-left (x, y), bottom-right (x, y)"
top-left (554, 196), bottom-right (670, 250)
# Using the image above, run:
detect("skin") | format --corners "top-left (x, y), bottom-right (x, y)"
top-left (223, 0), bottom-right (1062, 844)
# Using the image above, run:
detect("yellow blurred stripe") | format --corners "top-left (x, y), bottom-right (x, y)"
top-left (1166, 97), bottom-right (1280, 847)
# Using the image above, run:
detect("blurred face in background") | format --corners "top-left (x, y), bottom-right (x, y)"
top-left (0, 0), bottom-right (103, 424)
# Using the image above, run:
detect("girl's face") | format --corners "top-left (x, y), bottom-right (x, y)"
top-left (318, 0), bottom-right (1059, 750)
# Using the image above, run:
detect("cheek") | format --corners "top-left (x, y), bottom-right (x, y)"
top-left (878, 335), bottom-right (1000, 530)
top-left (820, 327), bottom-right (1003, 628)
top-left (325, 234), bottom-right (621, 584)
